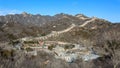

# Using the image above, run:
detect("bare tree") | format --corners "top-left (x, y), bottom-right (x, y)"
top-left (102, 29), bottom-right (120, 68)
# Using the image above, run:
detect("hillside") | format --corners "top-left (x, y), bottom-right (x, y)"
top-left (0, 13), bottom-right (120, 68)
top-left (0, 13), bottom-right (89, 41)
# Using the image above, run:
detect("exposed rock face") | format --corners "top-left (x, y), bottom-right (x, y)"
top-left (0, 43), bottom-right (113, 68)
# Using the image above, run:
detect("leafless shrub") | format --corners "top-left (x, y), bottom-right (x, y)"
top-left (97, 28), bottom-right (120, 68)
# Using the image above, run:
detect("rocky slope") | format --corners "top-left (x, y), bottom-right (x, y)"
top-left (0, 13), bottom-right (120, 68)
top-left (0, 13), bottom-right (112, 41)
top-left (0, 13), bottom-right (83, 41)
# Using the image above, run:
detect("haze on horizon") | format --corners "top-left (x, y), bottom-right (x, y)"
top-left (0, 0), bottom-right (120, 22)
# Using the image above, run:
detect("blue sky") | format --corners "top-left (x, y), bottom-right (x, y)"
top-left (0, 0), bottom-right (120, 22)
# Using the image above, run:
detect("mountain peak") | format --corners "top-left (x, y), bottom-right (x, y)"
top-left (21, 12), bottom-right (28, 15)
top-left (21, 12), bottom-right (28, 17)
top-left (75, 14), bottom-right (89, 20)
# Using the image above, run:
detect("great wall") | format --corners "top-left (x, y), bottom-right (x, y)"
top-left (12, 19), bottom-right (100, 63)
top-left (20, 17), bottom-right (98, 42)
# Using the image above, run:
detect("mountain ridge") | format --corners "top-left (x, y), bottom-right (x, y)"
top-left (0, 12), bottom-right (117, 42)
